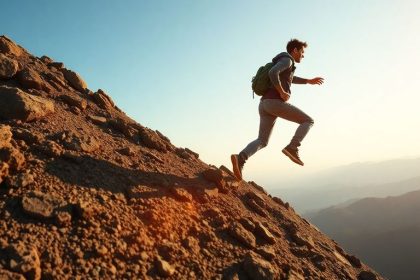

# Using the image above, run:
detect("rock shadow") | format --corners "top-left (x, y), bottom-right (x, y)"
top-left (44, 154), bottom-right (210, 198)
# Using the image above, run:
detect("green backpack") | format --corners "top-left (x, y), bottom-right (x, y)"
top-left (251, 62), bottom-right (274, 96)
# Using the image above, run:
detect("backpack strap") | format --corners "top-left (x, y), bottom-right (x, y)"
top-left (273, 54), bottom-right (295, 71)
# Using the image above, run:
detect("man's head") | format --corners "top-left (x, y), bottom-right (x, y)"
top-left (286, 39), bottom-right (307, 63)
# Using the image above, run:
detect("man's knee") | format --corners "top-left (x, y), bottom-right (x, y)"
top-left (259, 139), bottom-right (269, 148)
top-left (302, 117), bottom-right (314, 126)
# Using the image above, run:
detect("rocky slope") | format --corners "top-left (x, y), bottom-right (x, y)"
top-left (0, 35), bottom-right (383, 280)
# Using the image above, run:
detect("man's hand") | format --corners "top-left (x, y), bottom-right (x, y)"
top-left (308, 77), bottom-right (324, 85)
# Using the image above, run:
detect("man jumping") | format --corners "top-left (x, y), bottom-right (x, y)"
top-left (231, 39), bottom-right (324, 180)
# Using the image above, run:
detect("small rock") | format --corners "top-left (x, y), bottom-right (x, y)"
top-left (243, 252), bottom-right (276, 280)
top-left (246, 198), bottom-right (267, 217)
top-left (74, 201), bottom-right (93, 219)
top-left (239, 217), bottom-right (255, 232)
top-left (88, 115), bottom-right (107, 125)
top-left (117, 147), bottom-right (135, 156)
top-left (0, 125), bottom-right (12, 147)
top-left (202, 168), bottom-right (225, 188)
top-left (169, 187), bottom-right (192, 202)
top-left (228, 222), bottom-right (256, 248)
top-left (55, 212), bottom-right (72, 227)
top-left (248, 181), bottom-right (267, 194)
top-left (155, 257), bottom-right (175, 277)
top-left (254, 222), bottom-right (276, 244)
top-left (95, 246), bottom-right (108, 256)
top-left (21, 195), bottom-right (54, 219)
top-left (40, 140), bottom-right (63, 157)
top-left (292, 233), bottom-right (315, 249)
top-left (181, 236), bottom-right (200, 254)
top-left (140, 251), bottom-right (149, 261)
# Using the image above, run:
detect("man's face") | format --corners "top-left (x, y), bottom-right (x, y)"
top-left (292, 47), bottom-right (305, 63)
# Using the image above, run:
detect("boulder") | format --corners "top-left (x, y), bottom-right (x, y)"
top-left (17, 68), bottom-right (50, 92)
top-left (61, 68), bottom-right (87, 92)
top-left (0, 86), bottom-right (54, 122)
top-left (92, 89), bottom-right (114, 109)
top-left (0, 36), bottom-right (23, 56)
top-left (138, 127), bottom-right (168, 152)
top-left (59, 94), bottom-right (87, 110)
top-left (0, 54), bottom-right (19, 79)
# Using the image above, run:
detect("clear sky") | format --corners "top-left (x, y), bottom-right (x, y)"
top-left (3, 0), bottom-right (420, 189)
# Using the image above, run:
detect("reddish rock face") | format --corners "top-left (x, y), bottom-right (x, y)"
top-left (0, 54), bottom-right (19, 79)
top-left (0, 35), bottom-right (384, 279)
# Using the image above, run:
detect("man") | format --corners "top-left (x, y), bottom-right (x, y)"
top-left (231, 39), bottom-right (324, 180)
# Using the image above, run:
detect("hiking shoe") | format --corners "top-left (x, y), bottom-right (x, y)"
top-left (282, 146), bottom-right (304, 166)
top-left (231, 154), bottom-right (244, 180)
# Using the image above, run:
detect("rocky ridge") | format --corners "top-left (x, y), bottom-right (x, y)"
top-left (0, 35), bottom-right (383, 279)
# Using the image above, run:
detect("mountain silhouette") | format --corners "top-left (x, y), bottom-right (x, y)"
top-left (307, 189), bottom-right (420, 280)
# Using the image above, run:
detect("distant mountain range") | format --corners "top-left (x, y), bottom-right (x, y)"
top-left (306, 190), bottom-right (420, 280)
top-left (271, 157), bottom-right (420, 213)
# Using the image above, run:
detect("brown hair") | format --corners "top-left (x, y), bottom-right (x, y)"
top-left (286, 39), bottom-right (308, 54)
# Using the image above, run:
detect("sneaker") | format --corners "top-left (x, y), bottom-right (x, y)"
top-left (231, 154), bottom-right (244, 180)
top-left (282, 146), bottom-right (304, 166)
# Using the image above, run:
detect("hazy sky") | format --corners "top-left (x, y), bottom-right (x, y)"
top-left (3, 0), bottom-right (420, 189)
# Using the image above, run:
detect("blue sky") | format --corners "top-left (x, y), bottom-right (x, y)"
top-left (3, 0), bottom-right (420, 189)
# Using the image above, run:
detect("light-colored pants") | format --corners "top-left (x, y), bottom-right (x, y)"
top-left (241, 99), bottom-right (314, 159)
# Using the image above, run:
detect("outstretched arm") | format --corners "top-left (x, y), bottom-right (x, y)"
top-left (292, 76), bottom-right (324, 85)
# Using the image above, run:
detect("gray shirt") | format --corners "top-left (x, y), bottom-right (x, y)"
top-left (268, 57), bottom-right (307, 89)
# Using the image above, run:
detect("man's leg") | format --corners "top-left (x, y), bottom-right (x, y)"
top-left (232, 101), bottom-right (276, 179)
top-left (262, 100), bottom-right (314, 165)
